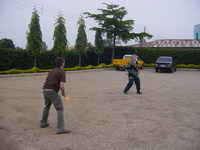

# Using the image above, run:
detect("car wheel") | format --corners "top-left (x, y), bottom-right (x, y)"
top-left (169, 68), bottom-right (173, 73)
top-left (155, 69), bottom-right (158, 72)
top-left (115, 66), bottom-right (120, 71)
top-left (174, 67), bottom-right (176, 71)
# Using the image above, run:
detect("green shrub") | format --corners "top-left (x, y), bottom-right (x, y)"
top-left (177, 64), bottom-right (200, 69)
top-left (1, 47), bottom-right (200, 71)
top-left (144, 63), bottom-right (156, 67)
top-left (99, 63), bottom-right (106, 68)
top-left (93, 66), bottom-right (102, 69)
top-left (63, 68), bottom-right (76, 71)
top-left (103, 47), bottom-right (200, 65)
top-left (105, 64), bottom-right (114, 67)
top-left (73, 66), bottom-right (83, 70)
top-left (84, 65), bottom-right (94, 69)
top-left (1, 63), bottom-right (199, 75)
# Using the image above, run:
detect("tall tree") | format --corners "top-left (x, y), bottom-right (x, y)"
top-left (52, 15), bottom-right (68, 57)
top-left (87, 42), bottom-right (93, 48)
top-left (103, 37), bottom-right (121, 47)
top-left (85, 3), bottom-right (152, 63)
top-left (0, 38), bottom-right (15, 49)
top-left (94, 30), bottom-right (104, 65)
top-left (27, 7), bottom-right (42, 67)
top-left (75, 15), bottom-right (87, 66)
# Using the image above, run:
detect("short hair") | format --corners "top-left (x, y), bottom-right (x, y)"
top-left (55, 57), bottom-right (65, 68)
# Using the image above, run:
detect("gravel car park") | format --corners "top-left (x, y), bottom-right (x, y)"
top-left (0, 69), bottom-right (200, 150)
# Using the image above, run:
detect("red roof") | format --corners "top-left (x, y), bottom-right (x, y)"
top-left (130, 39), bottom-right (200, 48)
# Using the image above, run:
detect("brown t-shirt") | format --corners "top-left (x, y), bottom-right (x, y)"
top-left (43, 68), bottom-right (66, 93)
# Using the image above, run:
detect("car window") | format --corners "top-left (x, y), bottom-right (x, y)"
top-left (124, 56), bottom-right (132, 59)
top-left (158, 57), bottom-right (172, 62)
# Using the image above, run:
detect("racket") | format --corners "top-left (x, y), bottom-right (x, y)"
top-left (64, 95), bottom-right (72, 103)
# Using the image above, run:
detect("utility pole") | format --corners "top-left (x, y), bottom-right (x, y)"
top-left (41, 5), bottom-right (44, 15)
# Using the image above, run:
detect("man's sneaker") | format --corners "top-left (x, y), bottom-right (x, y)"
top-left (40, 123), bottom-right (49, 128)
top-left (137, 91), bottom-right (142, 94)
top-left (57, 129), bottom-right (71, 134)
top-left (124, 91), bottom-right (127, 94)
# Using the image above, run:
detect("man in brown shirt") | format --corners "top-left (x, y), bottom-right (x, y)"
top-left (40, 57), bottom-right (70, 134)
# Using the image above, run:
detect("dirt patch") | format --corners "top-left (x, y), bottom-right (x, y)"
top-left (0, 69), bottom-right (200, 150)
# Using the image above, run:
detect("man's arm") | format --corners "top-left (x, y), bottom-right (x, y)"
top-left (60, 82), bottom-right (66, 97)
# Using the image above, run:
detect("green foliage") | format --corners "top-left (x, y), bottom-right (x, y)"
top-left (94, 30), bottom-right (104, 55)
top-left (0, 49), bottom-right (32, 71)
top-left (0, 38), bottom-right (15, 49)
top-left (144, 63), bottom-right (156, 67)
top-left (75, 15), bottom-right (88, 66)
top-left (42, 41), bottom-right (48, 51)
top-left (177, 64), bottom-right (200, 69)
top-left (1, 63), bottom-right (200, 75)
top-left (52, 15), bottom-right (68, 57)
top-left (0, 64), bottom-right (114, 74)
top-left (0, 67), bottom-right (51, 74)
top-left (102, 47), bottom-right (200, 65)
top-left (84, 3), bottom-right (152, 62)
top-left (94, 30), bottom-right (104, 65)
top-left (1, 47), bottom-right (200, 72)
top-left (135, 48), bottom-right (200, 65)
top-left (27, 7), bottom-right (42, 67)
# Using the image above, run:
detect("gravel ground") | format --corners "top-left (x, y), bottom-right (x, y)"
top-left (0, 69), bottom-right (200, 150)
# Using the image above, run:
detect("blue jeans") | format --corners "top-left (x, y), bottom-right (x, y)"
top-left (124, 78), bottom-right (140, 93)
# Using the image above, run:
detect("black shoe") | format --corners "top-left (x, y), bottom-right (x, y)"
top-left (137, 91), bottom-right (142, 94)
top-left (124, 91), bottom-right (127, 94)
top-left (57, 129), bottom-right (71, 134)
top-left (40, 123), bottom-right (49, 128)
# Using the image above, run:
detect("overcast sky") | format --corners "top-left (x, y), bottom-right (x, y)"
top-left (0, 0), bottom-right (199, 49)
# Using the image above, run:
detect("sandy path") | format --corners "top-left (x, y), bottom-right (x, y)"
top-left (0, 69), bottom-right (200, 150)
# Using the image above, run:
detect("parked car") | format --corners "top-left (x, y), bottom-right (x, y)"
top-left (113, 54), bottom-right (144, 70)
top-left (155, 56), bottom-right (176, 73)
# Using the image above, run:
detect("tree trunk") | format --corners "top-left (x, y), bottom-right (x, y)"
top-left (111, 47), bottom-right (115, 64)
top-left (34, 57), bottom-right (36, 68)
top-left (97, 54), bottom-right (100, 65)
top-left (111, 35), bottom-right (116, 64)
top-left (79, 55), bottom-right (81, 66)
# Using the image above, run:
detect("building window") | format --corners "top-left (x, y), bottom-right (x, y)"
top-left (196, 32), bottom-right (199, 40)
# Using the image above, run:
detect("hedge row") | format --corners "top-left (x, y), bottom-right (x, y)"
top-left (144, 63), bottom-right (200, 69)
top-left (111, 47), bottom-right (200, 65)
top-left (177, 64), bottom-right (200, 69)
top-left (0, 63), bottom-right (114, 74)
top-left (1, 63), bottom-right (199, 74)
top-left (0, 49), bottom-right (98, 71)
top-left (1, 47), bottom-right (200, 71)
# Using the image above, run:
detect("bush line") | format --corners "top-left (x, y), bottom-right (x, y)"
top-left (144, 63), bottom-right (200, 69)
top-left (1, 63), bottom-right (200, 74)
top-left (1, 47), bottom-right (200, 71)
top-left (0, 63), bottom-right (114, 74)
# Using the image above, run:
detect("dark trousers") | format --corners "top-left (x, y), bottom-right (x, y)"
top-left (124, 78), bottom-right (140, 93)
